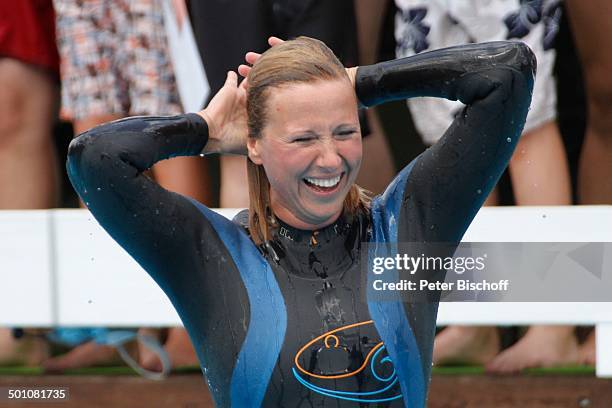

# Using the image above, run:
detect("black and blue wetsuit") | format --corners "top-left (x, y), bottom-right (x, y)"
top-left (67, 42), bottom-right (535, 407)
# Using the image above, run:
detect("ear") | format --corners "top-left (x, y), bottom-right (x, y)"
top-left (247, 137), bottom-right (263, 165)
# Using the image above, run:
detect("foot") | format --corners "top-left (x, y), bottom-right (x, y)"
top-left (43, 341), bottom-right (119, 373)
top-left (139, 328), bottom-right (198, 372)
top-left (0, 328), bottom-right (49, 366)
top-left (486, 326), bottom-right (579, 374)
top-left (165, 328), bottom-right (199, 368)
top-left (433, 326), bottom-right (500, 366)
top-left (137, 328), bottom-right (164, 372)
top-left (578, 330), bottom-right (596, 366)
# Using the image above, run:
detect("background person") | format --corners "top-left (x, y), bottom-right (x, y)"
top-left (566, 0), bottom-right (612, 366)
top-left (0, 0), bottom-right (60, 367)
top-left (50, 0), bottom-right (204, 373)
top-left (394, 0), bottom-right (577, 373)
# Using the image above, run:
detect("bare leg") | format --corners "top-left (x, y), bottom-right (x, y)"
top-left (509, 121), bottom-right (572, 205)
top-left (0, 59), bottom-right (57, 366)
top-left (483, 186), bottom-right (499, 207)
top-left (357, 110), bottom-right (396, 194)
top-left (0, 59), bottom-right (59, 208)
top-left (354, 0), bottom-right (395, 194)
top-left (578, 127), bottom-right (612, 203)
top-left (567, 0), bottom-right (612, 204)
top-left (578, 330), bottom-right (596, 366)
top-left (72, 115), bottom-right (123, 136)
top-left (0, 329), bottom-right (48, 366)
top-left (487, 121), bottom-right (577, 373)
top-left (220, 156), bottom-right (249, 208)
top-left (0, 329), bottom-right (20, 364)
top-left (353, 0), bottom-right (388, 66)
top-left (153, 156), bottom-right (213, 204)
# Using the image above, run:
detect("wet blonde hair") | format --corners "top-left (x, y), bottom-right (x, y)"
top-left (246, 36), bottom-right (370, 244)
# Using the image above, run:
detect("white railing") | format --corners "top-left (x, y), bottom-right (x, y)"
top-left (1, 206), bottom-right (611, 376)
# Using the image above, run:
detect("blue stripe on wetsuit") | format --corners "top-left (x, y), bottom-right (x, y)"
top-left (186, 198), bottom-right (288, 407)
top-left (367, 160), bottom-right (426, 408)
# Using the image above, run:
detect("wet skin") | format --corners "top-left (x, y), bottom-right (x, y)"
top-left (248, 79), bottom-right (362, 230)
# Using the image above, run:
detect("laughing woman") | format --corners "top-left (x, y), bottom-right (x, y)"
top-left (67, 37), bottom-right (535, 407)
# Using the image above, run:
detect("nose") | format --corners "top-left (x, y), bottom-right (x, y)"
top-left (315, 138), bottom-right (342, 171)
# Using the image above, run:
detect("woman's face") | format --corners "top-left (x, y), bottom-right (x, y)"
top-left (248, 79), bottom-right (362, 230)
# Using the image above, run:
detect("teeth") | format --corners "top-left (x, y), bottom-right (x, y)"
top-left (305, 175), bottom-right (341, 188)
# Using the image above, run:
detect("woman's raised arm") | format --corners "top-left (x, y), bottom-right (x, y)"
top-left (66, 114), bottom-right (218, 288)
top-left (356, 41), bottom-right (536, 244)
top-left (355, 41), bottom-right (535, 108)
top-left (66, 71), bottom-right (248, 295)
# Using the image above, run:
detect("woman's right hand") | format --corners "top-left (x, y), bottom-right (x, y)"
top-left (198, 71), bottom-right (248, 156)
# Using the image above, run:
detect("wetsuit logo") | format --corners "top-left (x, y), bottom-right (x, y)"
top-left (292, 321), bottom-right (403, 403)
top-left (279, 226), bottom-right (294, 241)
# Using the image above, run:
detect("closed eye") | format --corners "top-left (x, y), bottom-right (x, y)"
top-left (293, 136), bottom-right (315, 143)
top-left (335, 130), bottom-right (358, 139)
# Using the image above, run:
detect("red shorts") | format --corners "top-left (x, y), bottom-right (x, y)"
top-left (0, 0), bottom-right (60, 78)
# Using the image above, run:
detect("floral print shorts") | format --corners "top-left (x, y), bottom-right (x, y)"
top-left (54, 0), bottom-right (181, 120)
top-left (394, 0), bottom-right (561, 144)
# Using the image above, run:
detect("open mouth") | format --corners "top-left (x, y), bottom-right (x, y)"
top-left (303, 173), bottom-right (344, 194)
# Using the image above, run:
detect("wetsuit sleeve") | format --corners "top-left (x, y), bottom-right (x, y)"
top-left (359, 43), bottom-right (535, 406)
top-left (66, 114), bottom-right (218, 295)
top-left (356, 41), bottom-right (536, 243)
